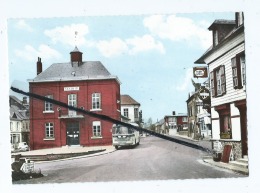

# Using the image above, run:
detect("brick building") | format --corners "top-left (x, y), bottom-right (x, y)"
top-left (28, 47), bottom-right (121, 150)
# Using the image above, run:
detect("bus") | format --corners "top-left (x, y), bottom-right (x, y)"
top-left (112, 123), bottom-right (140, 150)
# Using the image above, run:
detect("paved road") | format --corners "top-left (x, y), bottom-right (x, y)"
top-left (13, 136), bottom-right (245, 184)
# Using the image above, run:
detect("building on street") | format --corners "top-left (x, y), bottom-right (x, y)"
top-left (28, 47), bottom-right (121, 150)
top-left (10, 96), bottom-right (30, 148)
top-left (195, 12), bottom-right (247, 159)
top-left (120, 94), bottom-right (141, 124)
top-left (165, 113), bottom-right (188, 136)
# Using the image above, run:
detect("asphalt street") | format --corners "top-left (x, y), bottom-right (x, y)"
top-left (13, 136), bottom-right (245, 184)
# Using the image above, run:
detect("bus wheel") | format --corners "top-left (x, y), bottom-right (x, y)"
top-left (115, 145), bottom-right (119, 150)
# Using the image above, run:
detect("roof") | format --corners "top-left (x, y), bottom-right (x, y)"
top-left (121, 95), bottom-right (140, 106)
top-left (10, 105), bottom-right (29, 120)
top-left (195, 24), bottom-right (244, 64)
top-left (165, 114), bottom-right (188, 118)
top-left (208, 19), bottom-right (236, 30)
top-left (10, 95), bottom-right (23, 105)
top-left (70, 46), bottom-right (82, 53)
top-left (29, 61), bottom-right (120, 83)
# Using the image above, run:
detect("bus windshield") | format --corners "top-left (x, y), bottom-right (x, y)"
top-left (112, 125), bottom-right (134, 134)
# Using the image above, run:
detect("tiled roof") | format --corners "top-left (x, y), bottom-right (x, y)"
top-left (29, 61), bottom-right (119, 82)
top-left (121, 95), bottom-right (140, 105)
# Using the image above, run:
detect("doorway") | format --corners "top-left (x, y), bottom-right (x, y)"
top-left (66, 122), bottom-right (80, 145)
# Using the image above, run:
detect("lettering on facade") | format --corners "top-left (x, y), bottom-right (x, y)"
top-left (64, 87), bottom-right (80, 91)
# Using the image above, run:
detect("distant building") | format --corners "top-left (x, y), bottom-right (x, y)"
top-left (186, 79), bottom-right (212, 139)
top-left (120, 95), bottom-right (141, 124)
top-left (195, 12), bottom-right (247, 159)
top-left (9, 96), bottom-right (30, 148)
top-left (155, 119), bottom-right (165, 134)
top-left (28, 47), bottom-right (121, 150)
top-left (165, 113), bottom-right (188, 136)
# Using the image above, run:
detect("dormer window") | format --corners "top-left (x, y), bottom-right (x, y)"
top-left (214, 30), bottom-right (219, 46)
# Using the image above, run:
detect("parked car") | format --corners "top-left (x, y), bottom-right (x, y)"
top-left (18, 142), bottom-right (29, 151)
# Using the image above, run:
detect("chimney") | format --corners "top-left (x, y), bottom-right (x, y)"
top-left (235, 12), bottom-right (244, 27)
top-left (37, 57), bottom-right (42, 75)
top-left (70, 46), bottom-right (83, 67)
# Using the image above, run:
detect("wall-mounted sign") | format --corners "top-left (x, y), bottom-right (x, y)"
top-left (64, 87), bottom-right (79, 91)
top-left (198, 87), bottom-right (210, 101)
top-left (193, 67), bottom-right (208, 78)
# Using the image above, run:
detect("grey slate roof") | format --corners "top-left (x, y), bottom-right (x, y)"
top-left (10, 105), bottom-right (29, 120)
top-left (208, 19), bottom-right (236, 30)
top-left (29, 61), bottom-right (119, 83)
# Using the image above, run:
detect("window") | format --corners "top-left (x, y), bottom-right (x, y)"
top-left (231, 52), bottom-right (246, 89)
top-left (210, 65), bottom-right (226, 97)
top-left (182, 117), bottom-right (188, 122)
top-left (123, 108), bottom-right (129, 117)
top-left (92, 121), bottom-right (101, 137)
top-left (45, 95), bottom-right (53, 111)
top-left (220, 115), bottom-right (232, 139)
top-left (134, 108), bottom-right (139, 119)
top-left (68, 94), bottom-right (77, 116)
top-left (188, 107), bottom-right (193, 117)
top-left (214, 30), bottom-right (218, 46)
top-left (45, 122), bottom-right (54, 138)
top-left (92, 93), bottom-right (101, 109)
top-left (215, 104), bottom-right (232, 139)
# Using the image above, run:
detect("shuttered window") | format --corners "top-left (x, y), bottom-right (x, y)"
top-left (210, 65), bottom-right (226, 97)
top-left (210, 71), bottom-right (215, 97)
top-left (231, 52), bottom-right (245, 89)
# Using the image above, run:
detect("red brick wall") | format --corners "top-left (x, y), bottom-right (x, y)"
top-left (29, 79), bottom-right (120, 150)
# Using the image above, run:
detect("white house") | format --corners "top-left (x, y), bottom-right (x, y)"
top-left (195, 12), bottom-right (247, 159)
top-left (120, 95), bottom-right (141, 124)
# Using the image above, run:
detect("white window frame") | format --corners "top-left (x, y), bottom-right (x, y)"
top-left (68, 94), bottom-right (77, 116)
top-left (45, 122), bottom-right (54, 139)
top-left (182, 117), bottom-right (188, 122)
top-left (92, 121), bottom-right (102, 138)
top-left (134, 108), bottom-right (139, 119)
top-left (44, 95), bottom-right (54, 113)
top-left (92, 93), bottom-right (101, 110)
top-left (123, 108), bottom-right (129, 117)
top-left (240, 55), bottom-right (246, 86)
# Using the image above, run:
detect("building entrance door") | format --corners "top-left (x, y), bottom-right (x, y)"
top-left (66, 122), bottom-right (80, 145)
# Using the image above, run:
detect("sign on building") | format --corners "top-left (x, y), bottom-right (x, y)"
top-left (193, 67), bottom-right (208, 78)
top-left (198, 87), bottom-right (210, 101)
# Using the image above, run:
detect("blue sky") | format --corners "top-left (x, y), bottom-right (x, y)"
top-left (8, 12), bottom-right (235, 123)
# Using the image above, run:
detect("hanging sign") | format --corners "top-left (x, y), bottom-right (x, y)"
top-left (193, 67), bottom-right (208, 78)
top-left (198, 87), bottom-right (210, 101)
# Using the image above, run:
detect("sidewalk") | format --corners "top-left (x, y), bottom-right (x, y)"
top-left (11, 145), bottom-right (116, 162)
top-left (165, 134), bottom-right (249, 175)
top-left (202, 156), bottom-right (249, 175)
